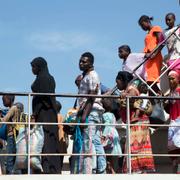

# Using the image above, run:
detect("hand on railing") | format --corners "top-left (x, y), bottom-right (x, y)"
top-left (144, 52), bottom-right (154, 59)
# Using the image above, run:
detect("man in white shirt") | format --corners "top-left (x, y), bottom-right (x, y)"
top-left (77, 52), bottom-right (106, 174)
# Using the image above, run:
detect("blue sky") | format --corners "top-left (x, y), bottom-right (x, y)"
top-left (0, 0), bottom-right (179, 114)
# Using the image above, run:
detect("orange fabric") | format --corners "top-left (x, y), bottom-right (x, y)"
top-left (144, 26), bottom-right (163, 82)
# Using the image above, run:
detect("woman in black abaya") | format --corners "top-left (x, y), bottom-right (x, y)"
top-left (31, 57), bottom-right (61, 174)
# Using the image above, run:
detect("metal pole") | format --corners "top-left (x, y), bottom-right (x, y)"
top-left (27, 93), bottom-right (31, 174)
top-left (132, 24), bottom-right (180, 74)
top-left (126, 96), bottom-right (131, 174)
top-left (131, 24), bottom-right (180, 95)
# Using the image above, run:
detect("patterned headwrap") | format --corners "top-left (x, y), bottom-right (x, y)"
top-left (168, 69), bottom-right (180, 81)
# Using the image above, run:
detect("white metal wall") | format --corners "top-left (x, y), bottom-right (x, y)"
top-left (1, 174), bottom-right (180, 180)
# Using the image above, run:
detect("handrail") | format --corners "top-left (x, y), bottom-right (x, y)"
top-left (1, 121), bottom-right (180, 127)
top-left (0, 92), bottom-right (120, 98)
top-left (132, 24), bottom-right (180, 74)
top-left (0, 153), bottom-right (180, 157)
top-left (0, 92), bottom-right (179, 174)
top-left (132, 24), bottom-right (180, 96)
top-left (0, 92), bottom-right (179, 100)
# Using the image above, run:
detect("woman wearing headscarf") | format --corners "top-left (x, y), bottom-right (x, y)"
top-left (116, 71), bottom-right (155, 174)
top-left (31, 57), bottom-right (61, 174)
top-left (166, 69), bottom-right (180, 173)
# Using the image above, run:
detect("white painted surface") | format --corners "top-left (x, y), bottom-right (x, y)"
top-left (1, 174), bottom-right (180, 180)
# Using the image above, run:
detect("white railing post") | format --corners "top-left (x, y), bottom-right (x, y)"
top-left (126, 96), bottom-right (131, 174)
top-left (27, 93), bottom-right (31, 174)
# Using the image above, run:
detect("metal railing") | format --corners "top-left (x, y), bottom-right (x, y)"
top-left (132, 24), bottom-right (180, 96)
top-left (0, 92), bottom-right (180, 174)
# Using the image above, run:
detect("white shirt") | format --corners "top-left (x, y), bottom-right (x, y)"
top-left (122, 53), bottom-right (146, 80)
top-left (164, 26), bottom-right (180, 60)
top-left (78, 70), bottom-right (104, 111)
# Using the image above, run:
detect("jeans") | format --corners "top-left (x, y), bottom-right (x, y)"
top-left (6, 135), bottom-right (16, 174)
top-left (80, 110), bottom-right (106, 174)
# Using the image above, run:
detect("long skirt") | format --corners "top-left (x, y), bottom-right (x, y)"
top-left (123, 118), bottom-right (155, 173)
top-left (42, 126), bottom-right (61, 174)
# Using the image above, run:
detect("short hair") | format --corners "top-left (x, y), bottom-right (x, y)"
top-left (138, 15), bottom-right (153, 26)
top-left (138, 83), bottom-right (148, 94)
top-left (2, 94), bottom-right (15, 103)
top-left (81, 52), bottom-right (94, 65)
top-left (118, 45), bottom-right (131, 54)
top-left (116, 71), bottom-right (133, 83)
top-left (166, 12), bottom-right (176, 20)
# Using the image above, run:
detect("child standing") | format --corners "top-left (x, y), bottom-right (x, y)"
top-left (101, 98), bottom-right (122, 173)
top-left (0, 95), bottom-right (18, 174)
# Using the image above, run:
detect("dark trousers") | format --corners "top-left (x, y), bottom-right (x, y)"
top-left (6, 135), bottom-right (16, 174)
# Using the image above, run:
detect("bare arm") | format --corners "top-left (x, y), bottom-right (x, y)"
top-left (1, 106), bottom-right (16, 122)
top-left (78, 85), bottom-right (98, 123)
top-left (145, 32), bottom-right (165, 59)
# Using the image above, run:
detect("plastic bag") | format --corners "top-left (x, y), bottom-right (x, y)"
top-left (149, 101), bottom-right (166, 124)
top-left (14, 125), bottom-right (44, 171)
top-left (168, 118), bottom-right (180, 151)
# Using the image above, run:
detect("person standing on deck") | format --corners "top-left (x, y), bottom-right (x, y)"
top-left (164, 13), bottom-right (180, 71)
top-left (31, 57), bottom-right (61, 174)
top-left (138, 15), bottom-right (164, 96)
top-left (0, 95), bottom-right (18, 174)
top-left (77, 52), bottom-right (106, 174)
